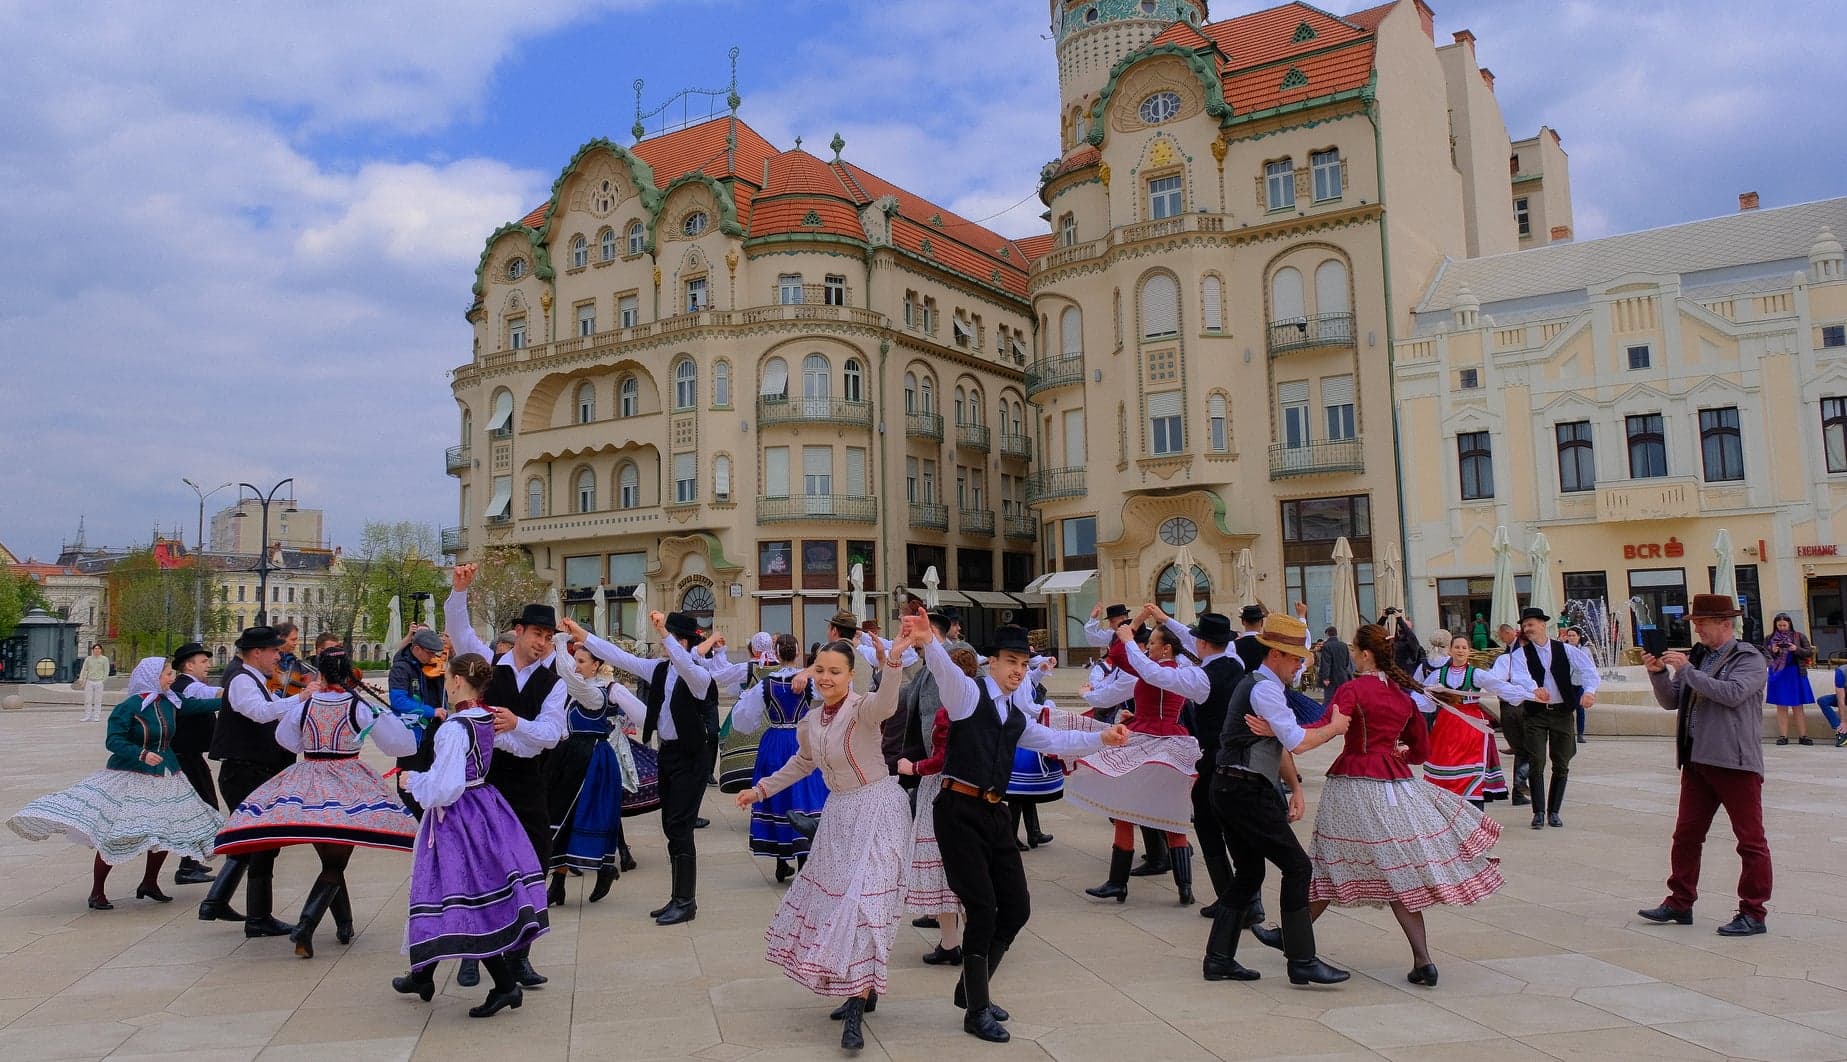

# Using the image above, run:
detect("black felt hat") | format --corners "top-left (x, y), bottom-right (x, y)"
top-left (514, 604), bottom-right (558, 631)
top-left (664, 611), bottom-right (702, 640)
top-left (235, 626), bottom-right (284, 651)
top-left (1104, 603), bottom-right (1131, 622)
top-left (1190, 612), bottom-right (1237, 645)
top-left (171, 642), bottom-right (210, 666)
top-left (991, 625), bottom-right (1033, 657)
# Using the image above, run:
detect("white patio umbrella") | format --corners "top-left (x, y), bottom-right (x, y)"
top-left (922, 565), bottom-right (941, 610)
top-left (1489, 525), bottom-right (1519, 631)
top-left (1713, 528), bottom-right (1740, 638)
top-left (385, 596), bottom-right (402, 654)
top-left (592, 583), bottom-right (608, 638)
top-left (849, 563), bottom-right (867, 623)
top-left (1528, 532), bottom-right (1557, 634)
top-left (1376, 541), bottom-right (1404, 617)
top-left (1172, 545), bottom-right (1198, 625)
top-left (1331, 537), bottom-right (1360, 643)
top-left (546, 586), bottom-right (563, 630)
top-left (1234, 547), bottom-right (1256, 607)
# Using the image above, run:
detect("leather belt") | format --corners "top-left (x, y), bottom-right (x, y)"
top-left (303, 751), bottom-right (359, 761)
top-left (944, 778), bottom-right (1004, 803)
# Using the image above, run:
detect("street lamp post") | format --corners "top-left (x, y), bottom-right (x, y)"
top-left (182, 478), bottom-right (233, 641)
top-left (234, 479), bottom-right (297, 627)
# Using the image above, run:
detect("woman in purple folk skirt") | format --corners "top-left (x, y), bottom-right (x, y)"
top-left (390, 654), bottom-right (549, 1018)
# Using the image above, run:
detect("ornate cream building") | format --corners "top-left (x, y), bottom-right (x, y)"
top-left (447, 113), bottom-right (1040, 646)
top-left (1025, 0), bottom-right (1568, 649)
top-left (445, 0), bottom-right (1574, 654)
top-left (1396, 197), bottom-right (1847, 652)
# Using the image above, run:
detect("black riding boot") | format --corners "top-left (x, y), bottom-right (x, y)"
top-left (1023, 804), bottom-right (1052, 847)
top-left (289, 878), bottom-right (340, 959)
top-left (1130, 826), bottom-right (1171, 876)
top-left (547, 871), bottom-right (566, 908)
top-left (1281, 908), bottom-right (1349, 985)
top-left (589, 863), bottom-right (617, 903)
top-left (330, 883), bottom-right (354, 945)
top-left (1085, 847), bottom-right (1132, 902)
top-left (243, 864), bottom-right (292, 938)
top-left (197, 855), bottom-right (246, 923)
top-left (839, 995), bottom-right (867, 1052)
top-left (468, 955), bottom-right (523, 1018)
top-left (509, 946), bottom-right (548, 987)
top-left (959, 954), bottom-right (1010, 1042)
top-left (1203, 907), bottom-right (1260, 981)
top-left (655, 854), bottom-right (697, 925)
top-left (174, 856), bottom-right (215, 886)
top-left (1170, 846), bottom-right (1195, 906)
top-left (953, 943), bottom-right (1010, 1021)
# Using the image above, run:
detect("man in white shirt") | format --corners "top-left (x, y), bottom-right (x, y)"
top-left (1510, 607), bottom-right (1600, 830)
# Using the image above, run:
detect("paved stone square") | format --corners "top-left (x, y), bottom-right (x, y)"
top-left (5, 701), bottom-right (1847, 1061)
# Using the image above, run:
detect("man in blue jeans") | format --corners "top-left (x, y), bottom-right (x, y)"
top-left (1815, 665), bottom-right (1847, 747)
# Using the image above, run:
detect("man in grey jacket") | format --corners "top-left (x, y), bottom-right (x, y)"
top-left (1638, 594), bottom-right (1772, 936)
top-left (1315, 627), bottom-right (1352, 698)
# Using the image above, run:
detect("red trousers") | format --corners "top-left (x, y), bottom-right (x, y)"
top-left (1666, 762), bottom-right (1772, 920)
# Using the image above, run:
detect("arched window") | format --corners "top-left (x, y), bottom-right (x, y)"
top-left (1060, 305), bottom-right (1083, 358)
top-left (713, 454), bottom-right (732, 500)
top-left (998, 399), bottom-right (1009, 433)
top-left (1271, 266), bottom-right (1305, 323)
top-left (954, 386), bottom-right (966, 426)
top-left (576, 468), bottom-right (597, 513)
top-left (680, 584), bottom-right (717, 621)
top-left (1156, 564), bottom-right (1212, 617)
top-left (616, 463), bottom-right (639, 509)
top-left (802, 354), bottom-right (830, 401)
top-left (526, 477), bottom-right (545, 518)
top-left (1201, 275), bottom-right (1224, 332)
top-left (575, 381), bottom-right (596, 424)
top-left (1314, 259), bottom-right (1350, 315)
top-left (1012, 400), bottom-right (1025, 434)
top-left (673, 358), bottom-right (697, 410)
top-left (570, 234), bottom-right (587, 269)
top-left (966, 387), bottom-right (982, 425)
top-left (619, 375), bottom-right (638, 417)
top-left (618, 462), bottom-right (640, 508)
top-left (714, 360), bottom-right (731, 407)
top-left (843, 358), bottom-right (863, 402)
top-left (1140, 272), bottom-right (1180, 338)
top-left (599, 227), bottom-right (617, 261)
top-left (1209, 394), bottom-right (1229, 452)
top-left (903, 372), bottom-right (918, 413)
top-left (920, 376), bottom-right (935, 414)
top-left (461, 408), bottom-right (472, 442)
top-left (625, 220), bottom-right (644, 256)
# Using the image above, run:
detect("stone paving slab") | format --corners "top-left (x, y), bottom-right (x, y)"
top-left (7, 708), bottom-right (1847, 1059)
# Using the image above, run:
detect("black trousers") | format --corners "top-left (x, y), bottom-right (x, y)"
top-left (217, 758), bottom-right (288, 885)
top-left (1523, 705), bottom-right (1576, 806)
top-left (176, 750), bottom-right (219, 812)
top-left (934, 790), bottom-right (1031, 960)
top-left (657, 739), bottom-right (704, 860)
top-left (1190, 771), bottom-right (1234, 901)
top-left (1501, 700), bottom-right (1529, 792)
top-left (1211, 770), bottom-right (1312, 915)
top-left (487, 759), bottom-right (551, 869)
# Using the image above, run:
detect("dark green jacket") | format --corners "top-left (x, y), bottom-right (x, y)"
top-left (105, 693), bottom-right (223, 775)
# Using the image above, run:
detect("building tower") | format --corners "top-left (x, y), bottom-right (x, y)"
top-left (1052, 0), bottom-right (1207, 144)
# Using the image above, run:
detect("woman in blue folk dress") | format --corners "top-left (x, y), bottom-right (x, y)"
top-left (731, 634), bottom-right (829, 882)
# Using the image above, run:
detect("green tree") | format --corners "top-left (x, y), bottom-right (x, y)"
top-left (327, 522), bottom-right (448, 643)
top-left (107, 549), bottom-right (230, 659)
top-left (0, 563), bottom-right (53, 639)
top-left (463, 547), bottom-right (553, 636)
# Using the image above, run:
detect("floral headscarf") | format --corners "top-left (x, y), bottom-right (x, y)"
top-left (126, 656), bottom-right (178, 709)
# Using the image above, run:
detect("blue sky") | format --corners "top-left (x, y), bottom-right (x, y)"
top-left (2, 0), bottom-right (1842, 563)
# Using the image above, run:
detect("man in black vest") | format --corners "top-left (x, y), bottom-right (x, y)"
top-left (1513, 607), bottom-right (1600, 830)
top-left (921, 619), bottom-right (1130, 1043)
top-left (1234, 604), bottom-right (1269, 674)
top-left (168, 642), bottom-right (222, 885)
top-left (579, 608), bottom-right (716, 926)
top-left (198, 626), bottom-right (319, 936)
top-left (441, 564), bottom-right (568, 988)
top-left (1207, 614), bottom-right (1350, 985)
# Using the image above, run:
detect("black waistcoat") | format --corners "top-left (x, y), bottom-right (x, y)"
top-left (642, 658), bottom-right (715, 749)
top-left (170, 673), bottom-right (216, 756)
top-left (942, 682), bottom-right (1029, 795)
top-left (482, 652), bottom-right (559, 785)
top-left (1189, 654), bottom-right (1245, 772)
top-left (209, 658), bottom-right (293, 767)
top-left (1523, 640), bottom-right (1583, 712)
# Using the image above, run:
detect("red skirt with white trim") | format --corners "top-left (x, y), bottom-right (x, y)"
top-left (1307, 774), bottom-right (1504, 911)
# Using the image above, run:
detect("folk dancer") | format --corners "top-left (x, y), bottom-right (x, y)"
top-left (576, 609), bottom-right (717, 926)
top-left (921, 620), bottom-right (1129, 1042)
top-left (1005, 653), bottom-right (1063, 850)
top-left (1510, 607), bottom-right (1599, 830)
top-left (734, 626), bottom-right (914, 1053)
top-left (1638, 594), bottom-right (1773, 936)
top-left (898, 647), bottom-right (982, 965)
top-left (1204, 614), bottom-right (1351, 985)
top-left (541, 628), bottom-right (644, 905)
top-left (1083, 602), bottom-right (1170, 876)
top-left (1420, 634), bottom-right (1509, 807)
top-left (729, 633), bottom-right (828, 883)
top-left (213, 646), bottom-right (419, 958)
top-left (440, 565), bottom-right (568, 987)
top-left (1079, 610), bottom-right (1204, 906)
top-left (392, 654), bottom-right (550, 1017)
top-left (197, 625), bottom-right (318, 937)
top-left (168, 641), bottom-right (224, 884)
top-left (8, 657), bottom-right (224, 909)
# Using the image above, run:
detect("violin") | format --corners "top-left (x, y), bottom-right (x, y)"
top-left (421, 649), bottom-right (450, 679)
top-left (267, 655), bottom-right (312, 697)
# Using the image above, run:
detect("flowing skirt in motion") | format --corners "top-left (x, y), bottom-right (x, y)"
top-left (905, 773), bottom-right (958, 916)
top-left (764, 776), bottom-right (911, 997)
top-left (1308, 775), bottom-right (1504, 911)
top-left (8, 768), bottom-right (224, 865)
top-left (404, 787), bottom-right (550, 968)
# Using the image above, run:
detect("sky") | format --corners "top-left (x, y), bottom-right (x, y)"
top-left (2, 0), bottom-right (1843, 563)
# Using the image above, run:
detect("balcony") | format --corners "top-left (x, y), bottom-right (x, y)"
top-left (906, 411), bottom-right (944, 441)
top-left (1268, 437), bottom-right (1366, 479)
top-left (1005, 513), bottom-right (1040, 541)
top-left (1025, 467), bottom-right (1087, 505)
top-left (757, 395), bottom-right (874, 429)
top-left (956, 422), bottom-right (991, 452)
top-left (445, 445), bottom-right (471, 476)
top-left (910, 502), bottom-right (948, 530)
top-left (440, 526), bottom-right (466, 554)
top-left (758, 494), bottom-right (879, 524)
top-left (959, 508), bottom-right (995, 536)
top-left (1268, 313), bottom-right (1356, 357)
top-left (999, 432), bottom-right (1032, 461)
top-left (1025, 355), bottom-right (1084, 397)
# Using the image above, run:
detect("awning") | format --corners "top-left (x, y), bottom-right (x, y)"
top-left (750, 590), bottom-right (795, 599)
top-left (964, 590), bottom-right (1019, 609)
top-left (953, 317), bottom-right (971, 341)
top-left (486, 395), bottom-right (513, 433)
top-left (484, 478), bottom-right (513, 519)
top-left (800, 589), bottom-right (845, 599)
top-left (759, 360), bottom-right (788, 397)
top-left (1011, 591), bottom-right (1046, 607)
top-left (1024, 569), bottom-right (1096, 595)
top-left (931, 589), bottom-right (974, 607)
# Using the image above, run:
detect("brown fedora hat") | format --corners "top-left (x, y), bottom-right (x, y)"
top-left (1687, 594), bottom-right (1744, 620)
top-left (1256, 614), bottom-right (1314, 660)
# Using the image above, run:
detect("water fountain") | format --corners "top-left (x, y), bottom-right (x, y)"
top-left (1561, 597), bottom-right (1628, 679)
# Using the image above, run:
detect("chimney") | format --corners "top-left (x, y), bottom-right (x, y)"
top-left (1452, 29), bottom-right (1476, 46)
top-left (1739, 191), bottom-right (1760, 212)
top-left (1479, 68), bottom-right (1495, 92)
top-left (1550, 225), bottom-right (1572, 242)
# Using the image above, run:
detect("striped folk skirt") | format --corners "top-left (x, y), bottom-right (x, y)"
top-left (1308, 775), bottom-right (1504, 911)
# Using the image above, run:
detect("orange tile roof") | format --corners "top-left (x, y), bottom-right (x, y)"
top-left (1221, 39), bottom-right (1375, 115)
top-left (518, 204), bottom-right (547, 229)
top-left (1145, 1), bottom-right (1376, 118)
top-left (629, 116), bottom-right (780, 187)
top-left (1014, 233), bottom-right (1056, 265)
top-left (1344, 2), bottom-right (1395, 32)
top-left (1047, 145), bottom-right (1101, 180)
top-left (750, 196), bottom-right (866, 241)
top-left (830, 160), bottom-right (1029, 293)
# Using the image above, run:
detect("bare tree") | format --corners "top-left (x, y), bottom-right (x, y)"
top-left (329, 521), bottom-right (447, 642)
top-left (461, 547), bottom-right (553, 635)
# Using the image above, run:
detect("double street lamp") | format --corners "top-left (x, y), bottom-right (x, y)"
top-left (232, 479), bottom-right (297, 627)
top-left (181, 477), bottom-right (234, 642)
